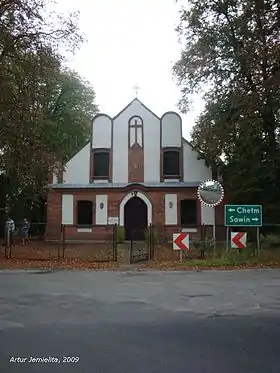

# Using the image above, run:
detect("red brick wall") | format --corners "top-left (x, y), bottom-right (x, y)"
top-left (128, 144), bottom-right (144, 182)
top-left (45, 191), bottom-right (62, 240)
top-left (45, 187), bottom-right (225, 241)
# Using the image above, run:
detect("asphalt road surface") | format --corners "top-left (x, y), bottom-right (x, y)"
top-left (1, 269), bottom-right (280, 373)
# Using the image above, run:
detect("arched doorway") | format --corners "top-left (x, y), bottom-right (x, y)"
top-left (124, 197), bottom-right (148, 240)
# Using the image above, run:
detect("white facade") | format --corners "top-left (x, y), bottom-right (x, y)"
top-left (161, 112), bottom-right (182, 148)
top-left (62, 194), bottom-right (73, 225)
top-left (165, 194), bottom-right (178, 225)
top-left (201, 204), bottom-right (215, 225)
top-left (95, 195), bottom-right (108, 225)
top-left (92, 115), bottom-right (112, 149)
top-left (112, 99), bottom-right (160, 183)
top-left (59, 99), bottom-right (212, 186)
top-left (62, 143), bottom-right (90, 184)
top-left (183, 141), bottom-right (212, 182)
top-left (48, 98), bottom-right (220, 233)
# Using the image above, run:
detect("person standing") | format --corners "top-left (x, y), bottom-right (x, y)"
top-left (21, 218), bottom-right (30, 245)
top-left (5, 217), bottom-right (15, 247)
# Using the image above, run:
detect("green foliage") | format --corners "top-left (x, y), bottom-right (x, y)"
top-left (193, 238), bottom-right (214, 257)
top-left (260, 234), bottom-right (280, 250)
top-left (145, 227), bottom-right (158, 245)
top-left (174, 0), bottom-right (280, 223)
top-left (0, 0), bottom-right (98, 221)
top-left (47, 69), bottom-right (98, 164)
top-left (116, 226), bottom-right (125, 244)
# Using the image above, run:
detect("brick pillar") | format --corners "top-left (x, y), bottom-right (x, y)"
top-left (128, 143), bottom-right (144, 183)
top-left (45, 191), bottom-right (62, 240)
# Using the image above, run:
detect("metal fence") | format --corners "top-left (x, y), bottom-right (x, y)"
top-left (60, 224), bottom-right (118, 262)
top-left (2, 222), bottom-right (280, 263)
top-left (150, 224), bottom-right (280, 262)
top-left (1, 223), bottom-right (118, 262)
top-left (128, 227), bottom-right (154, 264)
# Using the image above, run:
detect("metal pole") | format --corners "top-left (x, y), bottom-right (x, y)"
top-left (213, 206), bottom-right (216, 254)
top-left (113, 224), bottom-right (118, 262)
top-left (5, 226), bottom-right (9, 259)
top-left (226, 227), bottom-right (229, 252)
top-left (8, 228), bottom-right (12, 258)
top-left (256, 227), bottom-right (260, 257)
top-left (129, 233), bottom-right (133, 264)
top-left (180, 250), bottom-right (183, 263)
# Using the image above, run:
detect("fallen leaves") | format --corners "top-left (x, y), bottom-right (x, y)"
top-left (140, 261), bottom-right (280, 271)
top-left (0, 241), bottom-right (118, 269)
top-left (0, 257), bottom-right (119, 270)
top-left (2, 241), bottom-right (280, 271)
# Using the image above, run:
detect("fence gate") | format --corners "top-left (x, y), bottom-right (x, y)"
top-left (129, 226), bottom-right (153, 264)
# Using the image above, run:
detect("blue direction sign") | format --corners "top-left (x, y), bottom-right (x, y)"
top-left (225, 205), bottom-right (262, 227)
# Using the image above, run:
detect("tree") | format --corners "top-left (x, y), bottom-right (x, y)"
top-left (173, 0), bottom-right (280, 222)
top-left (0, 0), bottom-right (98, 222)
top-left (47, 69), bottom-right (98, 164)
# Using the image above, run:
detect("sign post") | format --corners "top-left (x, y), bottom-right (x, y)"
top-left (197, 179), bottom-right (224, 252)
top-left (173, 233), bottom-right (190, 262)
top-left (225, 205), bottom-right (262, 252)
top-left (225, 205), bottom-right (262, 227)
top-left (231, 232), bottom-right (247, 249)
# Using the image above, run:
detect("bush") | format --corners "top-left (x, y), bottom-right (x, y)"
top-left (145, 227), bottom-right (158, 245)
top-left (260, 234), bottom-right (280, 249)
top-left (116, 226), bottom-right (125, 244)
top-left (193, 238), bottom-right (215, 258)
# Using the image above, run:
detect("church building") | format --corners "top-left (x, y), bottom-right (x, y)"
top-left (46, 98), bottom-right (223, 241)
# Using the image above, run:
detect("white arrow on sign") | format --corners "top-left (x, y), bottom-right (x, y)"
top-left (252, 218), bottom-right (259, 221)
top-left (228, 208), bottom-right (235, 212)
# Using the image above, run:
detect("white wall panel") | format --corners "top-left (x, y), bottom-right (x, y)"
top-left (165, 194), bottom-right (178, 225)
top-left (62, 195), bottom-right (73, 225)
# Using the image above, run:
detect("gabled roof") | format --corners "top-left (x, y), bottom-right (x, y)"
top-left (113, 98), bottom-right (160, 120)
top-left (182, 138), bottom-right (224, 167)
top-left (47, 181), bottom-right (201, 189)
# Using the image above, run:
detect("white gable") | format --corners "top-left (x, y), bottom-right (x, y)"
top-left (183, 140), bottom-right (212, 182)
top-left (54, 99), bottom-right (213, 186)
top-left (92, 115), bottom-right (112, 149)
top-left (161, 112), bottom-right (182, 148)
top-left (112, 99), bottom-right (160, 183)
top-left (63, 143), bottom-right (90, 184)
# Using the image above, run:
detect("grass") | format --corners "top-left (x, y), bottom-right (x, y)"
top-left (145, 242), bottom-right (280, 270)
top-left (2, 238), bottom-right (280, 271)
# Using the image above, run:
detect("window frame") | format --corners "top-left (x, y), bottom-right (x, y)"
top-left (76, 200), bottom-right (93, 227)
top-left (180, 199), bottom-right (197, 228)
top-left (92, 148), bottom-right (110, 180)
top-left (128, 115), bottom-right (144, 148)
top-left (162, 148), bottom-right (181, 179)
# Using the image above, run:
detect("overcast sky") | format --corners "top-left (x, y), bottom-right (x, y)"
top-left (55, 0), bottom-right (204, 139)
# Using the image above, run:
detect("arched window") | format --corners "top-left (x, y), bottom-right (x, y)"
top-left (77, 200), bottom-right (93, 226)
top-left (129, 116), bottom-right (143, 147)
top-left (163, 150), bottom-right (180, 178)
top-left (92, 150), bottom-right (110, 179)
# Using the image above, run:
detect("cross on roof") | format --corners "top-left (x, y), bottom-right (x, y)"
top-left (133, 84), bottom-right (140, 97)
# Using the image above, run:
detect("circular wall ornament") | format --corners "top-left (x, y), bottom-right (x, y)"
top-left (197, 179), bottom-right (224, 207)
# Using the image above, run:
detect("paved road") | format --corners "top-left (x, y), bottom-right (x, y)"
top-left (0, 269), bottom-right (280, 373)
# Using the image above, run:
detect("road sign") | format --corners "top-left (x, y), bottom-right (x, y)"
top-left (225, 205), bottom-right (262, 227)
top-left (173, 233), bottom-right (190, 251)
top-left (231, 232), bottom-right (247, 249)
